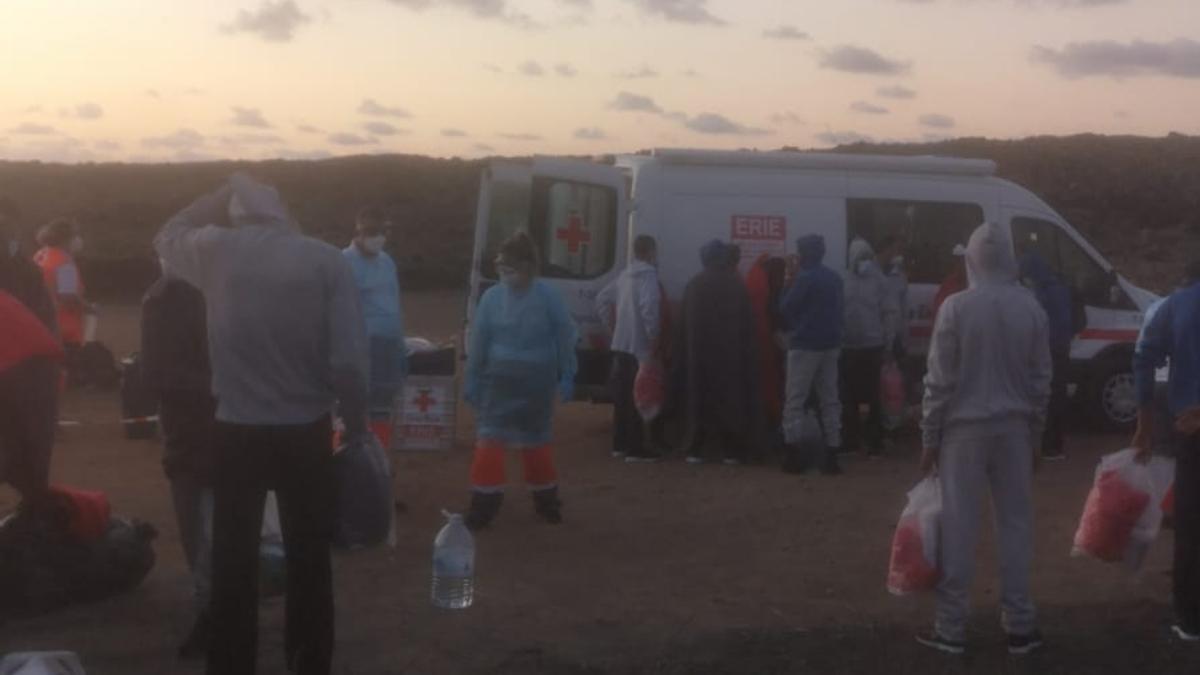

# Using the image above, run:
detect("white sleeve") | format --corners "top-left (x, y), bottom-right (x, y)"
top-left (637, 274), bottom-right (662, 347)
top-left (595, 279), bottom-right (618, 335)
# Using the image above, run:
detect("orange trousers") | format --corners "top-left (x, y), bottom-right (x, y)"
top-left (469, 440), bottom-right (557, 493)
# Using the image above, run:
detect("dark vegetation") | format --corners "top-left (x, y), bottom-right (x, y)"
top-left (2, 134), bottom-right (1198, 300)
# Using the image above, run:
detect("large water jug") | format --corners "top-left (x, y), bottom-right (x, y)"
top-left (431, 511), bottom-right (474, 609)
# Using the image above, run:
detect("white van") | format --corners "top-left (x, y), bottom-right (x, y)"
top-left (467, 149), bottom-right (1158, 430)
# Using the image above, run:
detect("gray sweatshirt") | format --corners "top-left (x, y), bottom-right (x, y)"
top-left (921, 222), bottom-right (1052, 450)
top-left (842, 238), bottom-right (899, 350)
top-left (153, 175), bottom-right (368, 427)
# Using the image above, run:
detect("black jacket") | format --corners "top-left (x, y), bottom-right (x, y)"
top-left (141, 277), bottom-right (211, 395)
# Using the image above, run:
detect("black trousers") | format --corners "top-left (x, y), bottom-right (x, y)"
top-left (1176, 432), bottom-right (1200, 629)
top-left (1043, 349), bottom-right (1070, 454)
top-left (611, 352), bottom-right (646, 457)
top-left (0, 357), bottom-right (57, 502)
top-left (840, 347), bottom-right (884, 453)
top-left (208, 416), bottom-right (335, 675)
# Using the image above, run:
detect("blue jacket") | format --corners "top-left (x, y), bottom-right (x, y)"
top-left (1134, 281), bottom-right (1200, 416)
top-left (1021, 253), bottom-right (1075, 353)
top-left (780, 235), bottom-right (844, 351)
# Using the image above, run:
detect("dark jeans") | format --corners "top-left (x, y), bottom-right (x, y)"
top-left (840, 347), bottom-right (884, 453)
top-left (161, 391), bottom-right (217, 613)
top-left (1043, 349), bottom-right (1070, 454)
top-left (1176, 432), bottom-right (1200, 630)
top-left (0, 357), bottom-right (57, 502)
top-left (609, 353), bottom-right (667, 456)
top-left (208, 416), bottom-right (335, 675)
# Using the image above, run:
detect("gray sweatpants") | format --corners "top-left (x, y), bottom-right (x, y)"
top-left (781, 349), bottom-right (841, 448)
top-left (935, 424), bottom-right (1036, 642)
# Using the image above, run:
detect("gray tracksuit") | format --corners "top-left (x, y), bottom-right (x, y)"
top-left (921, 222), bottom-right (1052, 642)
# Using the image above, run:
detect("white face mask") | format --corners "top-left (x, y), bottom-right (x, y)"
top-left (360, 235), bottom-right (386, 255)
top-left (856, 259), bottom-right (872, 276)
top-left (69, 235), bottom-right (84, 254)
top-left (6, 240), bottom-right (17, 257)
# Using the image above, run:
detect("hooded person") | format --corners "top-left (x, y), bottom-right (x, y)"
top-left (1019, 251), bottom-right (1076, 460)
top-left (673, 239), bottom-right (760, 464)
top-left (779, 235), bottom-right (845, 475)
top-left (917, 222), bottom-right (1051, 656)
top-left (841, 237), bottom-right (899, 456)
top-left (595, 235), bottom-right (666, 463)
top-left (745, 254), bottom-right (787, 430)
top-left (155, 173), bottom-right (369, 675)
top-left (463, 232), bottom-right (578, 529)
top-left (1133, 251), bottom-right (1200, 643)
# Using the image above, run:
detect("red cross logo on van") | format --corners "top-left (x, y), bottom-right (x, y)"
top-left (412, 389), bottom-right (437, 413)
top-left (556, 212), bottom-right (591, 254)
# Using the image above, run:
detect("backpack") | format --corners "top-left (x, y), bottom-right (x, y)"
top-left (68, 342), bottom-right (120, 389)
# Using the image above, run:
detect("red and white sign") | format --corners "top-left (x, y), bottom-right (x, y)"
top-left (393, 375), bottom-right (457, 451)
top-left (730, 214), bottom-right (788, 273)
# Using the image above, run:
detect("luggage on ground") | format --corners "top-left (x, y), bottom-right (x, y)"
top-left (333, 434), bottom-right (394, 549)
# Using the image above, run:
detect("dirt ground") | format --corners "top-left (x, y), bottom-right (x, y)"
top-left (2, 291), bottom-right (1198, 675)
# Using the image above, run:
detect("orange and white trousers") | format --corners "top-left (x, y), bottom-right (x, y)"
top-left (469, 439), bottom-right (558, 494)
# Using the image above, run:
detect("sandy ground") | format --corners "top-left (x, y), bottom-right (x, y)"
top-left (2, 291), bottom-right (1198, 675)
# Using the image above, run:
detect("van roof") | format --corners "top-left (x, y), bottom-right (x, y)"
top-left (642, 149), bottom-right (997, 177)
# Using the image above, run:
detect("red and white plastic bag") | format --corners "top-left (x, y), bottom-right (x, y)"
top-left (1072, 449), bottom-right (1173, 571)
top-left (887, 477), bottom-right (942, 596)
top-left (634, 359), bottom-right (665, 422)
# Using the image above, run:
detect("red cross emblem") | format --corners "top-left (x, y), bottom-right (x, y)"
top-left (412, 389), bottom-right (437, 413)
top-left (556, 212), bottom-right (591, 254)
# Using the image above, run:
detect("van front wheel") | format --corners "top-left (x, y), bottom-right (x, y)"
top-left (1087, 363), bottom-right (1138, 433)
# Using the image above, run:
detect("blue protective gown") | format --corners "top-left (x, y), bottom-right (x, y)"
top-left (465, 279), bottom-right (578, 446)
top-left (343, 245), bottom-right (407, 412)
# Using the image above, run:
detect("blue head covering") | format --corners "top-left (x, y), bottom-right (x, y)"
top-left (700, 239), bottom-right (727, 269)
top-left (796, 235), bottom-right (826, 269)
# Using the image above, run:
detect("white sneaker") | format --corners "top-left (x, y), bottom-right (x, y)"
top-left (1172, 624), bottom-right (1200, 642)
top-left (685, 455), bottom-right (706, 465)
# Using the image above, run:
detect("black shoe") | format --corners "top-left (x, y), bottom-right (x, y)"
top-left (465, 492), bottom-right (504, 531)
top-left (1172, 624), bottom-right (1200, 643)
top-left (781, 446), bottom-right (810, 474)
top-left (916, 631), bottom-right (965, 655)
top-left (532, 488), bottom-right (563, 525)
top-left (1042, 450), bottom-right (1067, 462)
top-left (177, 612), bottom-right (211, 661)
top-left (1007, 630), bottom-right (1045, 655)
top-left (821, 447), bottom-right (843, 475)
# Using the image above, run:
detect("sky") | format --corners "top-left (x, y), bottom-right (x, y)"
top-left (1, 0), bottom-right (1199, 163)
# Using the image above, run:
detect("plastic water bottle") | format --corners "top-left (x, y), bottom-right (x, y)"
top-left (431, 511), bottom-right (474, 609)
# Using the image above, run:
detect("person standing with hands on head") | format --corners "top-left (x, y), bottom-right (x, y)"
top-left (841, 237), bottom-right (899, 457)
top-left (917, 222), bottom-right (1051, 656)
top-left (779, 234), bottom-right (844, 475)
top-left (1132, 253), bottom-right (1200, 644)
top-left (463, 232), bottom-right (578, 530)
top-left (596, 235), bottom-right (665, 463)
top-left (155, 173), bottom-right (369, 675)
top-left (343, 207), bottom-right (407, 441)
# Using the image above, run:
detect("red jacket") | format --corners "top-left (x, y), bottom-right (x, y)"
top-left (0, 289), bottom-right (62, 373)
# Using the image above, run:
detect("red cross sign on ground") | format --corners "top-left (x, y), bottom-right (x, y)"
top-left (556, 212), bottom-right (591, 254)
top-left (412, 389), bottom-right (437, 413)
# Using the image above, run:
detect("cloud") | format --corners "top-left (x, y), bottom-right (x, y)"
top-left (682, 68), bottom-right (701, 77)
top-left (574, 127), bottom-right (608, 140)
top-left (442, 128), bottom-right (469, 137)
top-left (230, 106), bottom-right (272, 128)
top-left (358, 98), bottom-right (412, 118)
top-left (387, 0), bottom-right (536, 28)
top-left (519, 61), bottom-right (545, 77)
top-left (918, 113), bottom-right (956, 128)
top-left (815, 130), bottom-right (873, 145)
top-left (877, 84), bottom-right (917, 99)
top-left (146, 89), bottom-right (162, 99)
top-left (72, 103), bottom-right (104, 120)
top-left (297, 124), bottom-right (323, 134)
top-left (364, 121), bottom-right (406, 136)
top-left (499, 132), bottom-right (542, 141)
top-left (219, 133), bottom-right (286, 145)
top-left (221, 1), bottom-right (311, 43)
top-left (609, 91), bottom-right (663, 113)
top-left (769, 111), bottom-right (805, 126)
top-left (9, 123), bottom-right (58, 135)
top-left (483, 63), bottom-right (504, 74)
top-left (819, 45), bottom-right (910, 75)
top-left (683, 113), bottom-right (770, 136)
top-left (555, 63), bottom-right (578, 77)
top-left (142, 129), bottom-right (206, 149)
top-left (474, 143), bottom-right (496, 152)
top-left (1031, 38), bottom-right (1200, 79)
top-left (899, 0), bottom-right (1126, 5)
top-left (851, 100), bottom-right (889, 115)
top-left (94, 140), bottom-right (122, 151)
top-left (763, 25), bottom-right (810, 41)
top-left (624, 0), bottom-right (724, 25)
top-left (328, 132), bottom-right (378, 146)
top-left (617, 65), bottom-right (659, 79)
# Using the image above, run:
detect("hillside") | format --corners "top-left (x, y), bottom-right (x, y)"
top-left (2, 134), bottom-right (1198, 298)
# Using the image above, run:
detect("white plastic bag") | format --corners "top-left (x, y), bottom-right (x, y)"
top-left (0, 652), bottom-right (86, 675)
top-left (887, 477), bottom-right (942, 596)
top-left (1072, 449), bottom-right (1172, 571)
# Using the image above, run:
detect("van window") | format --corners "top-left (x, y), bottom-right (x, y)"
top-left (480, 174), bottom-right (532, 279)
top-left (846, 199), bottom-right (983, 284)
top-left (1012, 216), bottom-right (1131, 310)
top-left (531, 178), bottom-right (617, 280)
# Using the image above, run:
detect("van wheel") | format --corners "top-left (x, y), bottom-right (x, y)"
top-left (1088, 363), bottom-right (1138, 433)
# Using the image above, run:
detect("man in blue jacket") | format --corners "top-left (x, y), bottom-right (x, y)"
top-left (1020, 252), bottom-right (1076, 460)
top-left (1133, 255), bottom-right (1200, 643)
top-left (779, 234), bottom-right (845, 475)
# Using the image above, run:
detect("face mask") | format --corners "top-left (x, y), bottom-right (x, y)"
top-left (360, 235), bottom-right (386, 255)
top-left (856, 259), bottom-right (872, 276)
top-left (6, 240), bottom-right (17, 257)
top-left (69, 236), bottom-right (84, 254)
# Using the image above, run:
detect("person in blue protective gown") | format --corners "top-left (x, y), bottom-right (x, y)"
top-left (463, 231), bottom-right (578, 530)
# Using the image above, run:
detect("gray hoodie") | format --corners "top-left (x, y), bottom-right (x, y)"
top-left (921, 222), bottom-right (1052, 449)
top-left (842, 238), bottom-right (899, 350)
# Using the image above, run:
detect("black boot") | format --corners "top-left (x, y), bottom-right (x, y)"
top-left (781, 445), bottom-right (810, 475)
top-left (821, 446), bottom-right (844, 476)
top-left (177, 610), bottom-right (211, 660)
top-left (465, 492), bottom-right (503, 531)
top-left (532, 488), bottom-right (563, 525)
